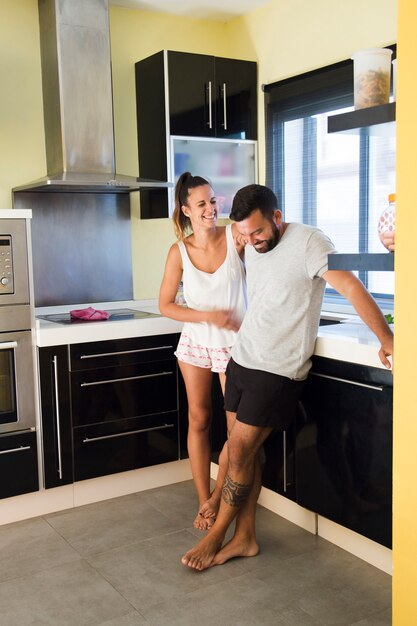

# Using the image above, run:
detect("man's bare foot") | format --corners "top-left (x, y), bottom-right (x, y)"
top-left (212, 535), bottom-right (259, 566)
top-left (181, 533), bottom-right (224, 571)
top-left (193, 511), bottom-right (215, 531)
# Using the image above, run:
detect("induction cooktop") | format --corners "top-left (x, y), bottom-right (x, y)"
top-left (37, 308), bottom-right (160, 325)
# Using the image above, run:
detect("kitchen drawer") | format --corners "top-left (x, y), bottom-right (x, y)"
top-left (71, 359), bottom-right (178, 427)
top-left (70, 334), bottom-right (178, 371)
top-left (0, 431), bottom-right (39, 499)
top-left (73, 412), bottom-right (179, 480)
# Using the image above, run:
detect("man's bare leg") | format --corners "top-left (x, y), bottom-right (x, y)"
top-left (212, 454), bottom-right (262, 564)
top-left (181, 418), bottom-right (272, 570)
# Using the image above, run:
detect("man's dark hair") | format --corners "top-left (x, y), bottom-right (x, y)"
top-left (230, 184), bottom-right (278, 222)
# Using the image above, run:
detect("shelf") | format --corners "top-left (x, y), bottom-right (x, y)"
top-left (327, 103), bottom-right (395, 136)
top-left (328, 253), bottom-right (394, 271)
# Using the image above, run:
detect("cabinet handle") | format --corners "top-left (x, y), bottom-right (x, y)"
top-left (0, 445), bottom-right (31, 455)
top-left (310, 372), bottom-right (385, 391)
top-left (222, 82), bottom-right (227, 129)
top-left (207, 81), bottom-right (213, 129)
top-left (82, 423), bottom-right (174, 443)
top-left (52, 356), bottom-right (63, 480)
top-left (80, 371), bottom-right (173, 387)
top-left (282, 430), bottom-right (287, 493)
top-left (79, 345), bottom-right (174, 360)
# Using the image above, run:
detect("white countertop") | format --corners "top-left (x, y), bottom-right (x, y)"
top-left (35, 300), bottom-right (182, 347)
top-left (316, 321), bottom-right (392, 370)
top-left (0, 209), bottom-right (32, 219)
top-left (35, 300), bottom-right (391, 370)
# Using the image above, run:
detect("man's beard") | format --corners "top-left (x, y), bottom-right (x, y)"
top-left (254, 222), bottom-right (280, 253)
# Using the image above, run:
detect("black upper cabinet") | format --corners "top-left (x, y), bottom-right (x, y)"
top-left (167, 52), bottom-right (257, 139)
top-left (135, 50), bottom-right (257, 218)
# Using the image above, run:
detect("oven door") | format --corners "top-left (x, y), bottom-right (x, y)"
top-left (0, 330), bottom-right (36, 434)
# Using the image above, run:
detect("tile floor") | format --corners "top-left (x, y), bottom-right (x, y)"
top-left (0, 480), bottom-right (391, 625)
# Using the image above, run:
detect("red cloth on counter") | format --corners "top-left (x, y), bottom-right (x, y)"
top-left (70, 307), bottom-right (110, 321)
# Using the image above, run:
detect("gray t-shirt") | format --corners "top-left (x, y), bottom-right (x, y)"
top-left (231, 223), bottom-right (336, 380)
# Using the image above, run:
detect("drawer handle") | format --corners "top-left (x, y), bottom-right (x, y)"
top-left (222, 82), bottom-right (227, 129)
top-left (0, 445), bottom-right (31, 455)
top-left (0, 341), bottom-right (18, 350)
top-left (82, 423), bottom-right (175, 443)
top-left (80, 371), bottom-right (173, 387)
top-left (79, 346), bottom-right (174, 360)
top-left (52, 355), bottom-right (63, 480)
top-left (310, 372), bottom-right (385, 391)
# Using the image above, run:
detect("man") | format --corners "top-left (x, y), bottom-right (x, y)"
top-left (181, 184), bottom-right (393, 571)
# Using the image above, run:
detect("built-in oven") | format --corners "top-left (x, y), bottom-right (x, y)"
top-left (0, 217), bottom-right (36, 435)
top-left (0, 327), bottom-right (36, 434)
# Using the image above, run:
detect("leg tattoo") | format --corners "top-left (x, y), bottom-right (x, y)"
top-left (222, 474), bottom-right (251, 508)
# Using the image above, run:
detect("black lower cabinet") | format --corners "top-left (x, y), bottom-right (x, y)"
top-left (262, 422), bottom-right (297, 501)
top-left (210, 373), bottom-right (228, 463)
top-left (70, 334), bottom-right (181, 481)
top-left (39, 346), bottom-right (73, 488)
top-left (0, 431), bottom-right (39, 499)
top-left (73, 412), bottom-right (179, 481)
top-left (296, 357), bottom-right (393, 548)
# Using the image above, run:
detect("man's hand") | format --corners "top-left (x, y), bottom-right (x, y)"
top-left (323, 269), bottom-right (394, 370)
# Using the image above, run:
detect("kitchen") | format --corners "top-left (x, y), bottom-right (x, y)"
top-left (0, 0), bottom-right (415, 623)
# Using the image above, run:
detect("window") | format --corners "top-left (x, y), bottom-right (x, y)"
top-left (264, 54), bottom-right (395, 299)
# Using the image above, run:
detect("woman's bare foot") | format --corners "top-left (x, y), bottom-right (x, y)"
top-left (181, 533), bottom-right (224, 571)
top-left (198, 492), bottom-right (221, 523)
top-left (193, 510), bottom-right (215, 531)
top-left (212, 535), bottom-right (259, 566)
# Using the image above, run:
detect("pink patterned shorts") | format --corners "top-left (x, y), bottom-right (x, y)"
top-left (175, 332), bottom-right (232, 374)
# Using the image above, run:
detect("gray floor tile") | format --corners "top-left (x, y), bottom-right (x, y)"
top-left (349, 608), bottom-right (392, 625)
top-left (0, 559), bottom-right (133, 626)
top-left (0, 480), bottom-right (392, 625)
top-left (97, 610), bottom-right (148, 625)
top-left (142, 569), bottom-right (319, 626)
top-left (87, 528), bottom-right (247, 613)
top-left (44, 492), bottom-right (180, 555)
top-left (0, 517), bottom-right (80, 583)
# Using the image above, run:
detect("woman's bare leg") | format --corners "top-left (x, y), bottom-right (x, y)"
top-left (198, 372), bottom-right (228, 526)
top-left (178, 361), bottom-right (214, 530)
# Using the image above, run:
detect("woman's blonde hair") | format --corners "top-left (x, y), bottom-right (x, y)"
top-left (172, 172), bottom-right (211, 240)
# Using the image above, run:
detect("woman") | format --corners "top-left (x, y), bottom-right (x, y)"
top-left (159, 172), bottom-right (246, 530)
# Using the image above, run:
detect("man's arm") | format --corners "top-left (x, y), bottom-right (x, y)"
top-left (322, 269), bottom-right (393, 369)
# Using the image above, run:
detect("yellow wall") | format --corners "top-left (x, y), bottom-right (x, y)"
top-left (1, 1), bottom-right (396, 299)
top-left (108, 7), bottom-right (236, 298)
top-left (2, 1), bottom-right (416, 621)
top-left (393, 1), bottom-right (417, 622)
top-left (226, 0), bottom-right (397, 182)
top-left (0, 0), bottom-right (45, 208)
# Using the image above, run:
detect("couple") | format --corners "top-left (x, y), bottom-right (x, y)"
top-left (159, 173), bottom-right (393, 572)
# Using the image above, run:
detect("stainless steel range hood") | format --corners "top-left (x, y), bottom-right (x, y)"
top-left (14, 0), bottom-right (169, 194)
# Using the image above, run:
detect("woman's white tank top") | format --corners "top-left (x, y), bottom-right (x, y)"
top-left (177, 224), bottom-right (247, 348)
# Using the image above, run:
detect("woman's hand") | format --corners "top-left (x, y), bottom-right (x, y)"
top-left (380, 231), bottom-right (395, 251)
top-left (207, 309), bottom-right (241, 331)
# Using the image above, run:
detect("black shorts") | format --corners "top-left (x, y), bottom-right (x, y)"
top-left (224, 358), bottom-right (305, 429)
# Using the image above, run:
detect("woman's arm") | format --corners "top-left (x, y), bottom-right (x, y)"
top-left (158, 244), bottom-right (239, 329)
top-left (231, 222), bottom-right (246, 260)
